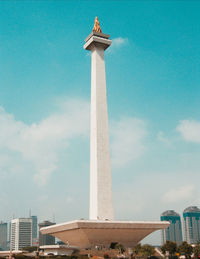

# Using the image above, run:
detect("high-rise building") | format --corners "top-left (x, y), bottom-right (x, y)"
top-left (161, 210), bottom-right (183, 245)
top-left (38, 221), bottom-right (55, 246)
top-left (7, 221), bottom-right (11, 249)
top-left (183, 206), bottom-right (200, 244)
top-left (0, 222), bottom-right (7, 250)
top-left (31, 216), bottom-right (38, 246)
top-left (31, 216), bottom-right (37, 238)
top-left (11, 218), bottom-right (32, 250)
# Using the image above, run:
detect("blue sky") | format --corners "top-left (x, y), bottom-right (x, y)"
top-left (0, 0), bottom-right (200, 245)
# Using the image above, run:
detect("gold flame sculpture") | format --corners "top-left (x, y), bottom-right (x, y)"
top-left (92, 16), bottom-right (102, 33)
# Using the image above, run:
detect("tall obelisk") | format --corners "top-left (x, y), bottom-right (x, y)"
top-left (84, 17), bottom-right (114, 220)
top-left (40, 19), bottom-right (170, 249)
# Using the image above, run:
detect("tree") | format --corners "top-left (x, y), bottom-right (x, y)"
top-left (193, 244), bottom-right (200, 259)
top-left (140, 244), bottom-right (155, 258)
top-left (115, 243), bottom-right (126, 254)
top-left (178, 241), bottom-right (193, 258)
top-left (133, 243), bottom-right (142, 256)
top-left (161, 241), bottom-right (177, 257)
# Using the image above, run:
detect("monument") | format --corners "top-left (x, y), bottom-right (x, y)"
top-left (40, 17), bottom-right (169, 249)
top-left (88, 17), bottom-right (113, 221)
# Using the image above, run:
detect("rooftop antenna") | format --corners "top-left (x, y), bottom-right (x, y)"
top-left (29, 209), bottom-right (31, 217)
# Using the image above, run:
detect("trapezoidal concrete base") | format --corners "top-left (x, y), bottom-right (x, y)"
top-left (40, 220), bottom-right (169, 249)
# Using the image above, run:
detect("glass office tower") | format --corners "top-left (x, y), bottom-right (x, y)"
top-left (161, 210), bottom-right (182, 245)
top-left (183, 206), bottom-right (200, 244)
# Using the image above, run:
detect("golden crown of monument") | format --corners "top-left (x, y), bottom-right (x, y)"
top-left (92, 16), bottom-right (102, 33)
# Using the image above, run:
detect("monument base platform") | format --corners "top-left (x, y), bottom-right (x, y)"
top-left (40, 220), bottom-right (169, 248)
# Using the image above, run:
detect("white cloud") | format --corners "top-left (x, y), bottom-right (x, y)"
top-left (0, 101), bottom-right (147, 186)
top-left (110, 117), bottom-right (147, 168)
top-left (112, 37), bottom-right (128, 47)
top-left (0, 99), bottom-right (90, 186)
top-left (157, 131), bottom-right (172, 146)
top-left (177, 120), bottom-right (200, 143)
top-left (162, 184), bottom-right (195, 203)
top-left (108, 37), bottom-right (128, 53)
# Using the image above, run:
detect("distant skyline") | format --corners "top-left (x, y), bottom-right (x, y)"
top-left (0, 1), bottom-right (200, 245)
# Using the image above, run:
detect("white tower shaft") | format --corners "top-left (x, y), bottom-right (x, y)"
top-left (84, 30), bottom-right (114, 220)
top-left (90, 46), bottom-right (113, 220)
